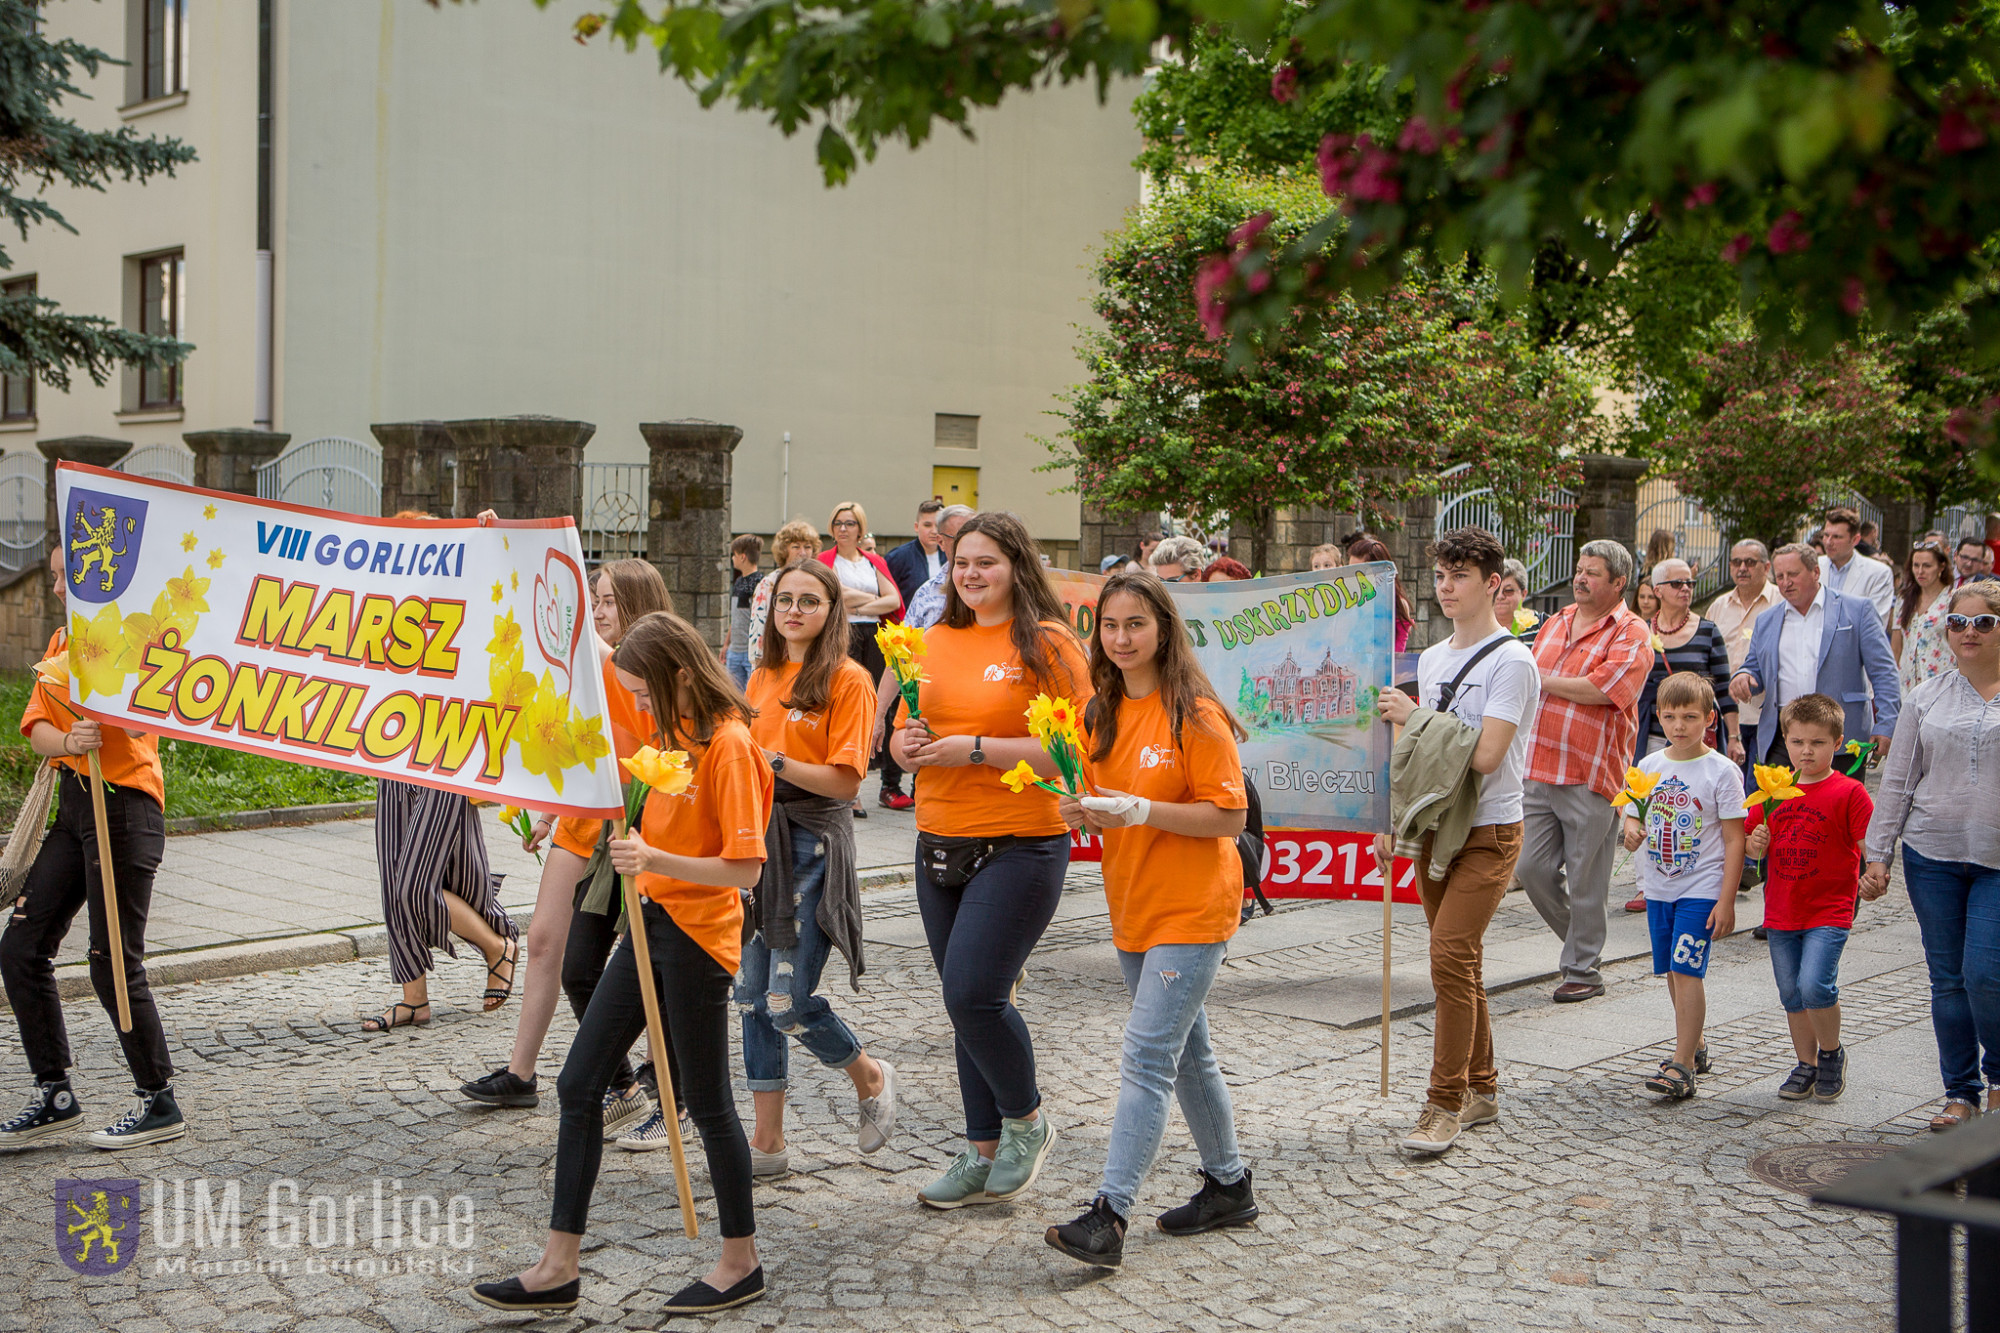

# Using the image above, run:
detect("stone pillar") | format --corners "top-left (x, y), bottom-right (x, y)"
top-left (183, 427), bottom-right (291, 495)
top-left (1871, 494), bottom-right (1924, 566)
top-left (1078, 503), bottom-right (1162, 573)
top-left (37, 435), bottom-right (131, 645)
top-left (371, 420), bottom-right (457, 517)
top-left (1573, 454), bottom-right (1650, 566)
top-left (643, 420), bottom-right (740, 647)
top-left (442, 416), bottom-right (592, 522)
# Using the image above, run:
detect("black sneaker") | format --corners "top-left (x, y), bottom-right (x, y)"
top-left (460, 1067), bottom-right (539, 1108)
top-left (87, 1086), bottom-right (186, 1150)
top-left (1046, 1197), bottom-right (1126, 1268)
top-left (1156, 1168), bottom-right (1259, 1235)
top-left (1814, 1047), bottom-right (1847, 1102)
top-left (1778, 1061), bottom-right (1818, 1100)
top-left (0, 1079), bottom-right (82, 1145)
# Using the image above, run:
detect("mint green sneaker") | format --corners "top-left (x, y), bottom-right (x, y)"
top-left (984, 1114), bottom-right (1057, 1201)
top-left (917, 1148), bottom-right (994, 1210)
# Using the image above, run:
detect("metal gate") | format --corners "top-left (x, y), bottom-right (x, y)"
top-left (0, 452), bottom-right (44, 574)
top-left (114, 443), bottom-right (195, 486)
top-left (580, 461), bottom-right (648, 564)
top-left (1433, 463), bottom-right (1578, 594)
top-left (255, 436), bottom-right (381, 515)
top-left (1634, 480), bottom-right (1731, 601)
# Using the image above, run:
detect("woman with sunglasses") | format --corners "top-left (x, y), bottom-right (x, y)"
top-left (738, 560), bottom-right (898, 1173)
top-left (1863, 583), bottom-right (2000, 1132)
top-left (1894, 541), bottom-right (1955, 696)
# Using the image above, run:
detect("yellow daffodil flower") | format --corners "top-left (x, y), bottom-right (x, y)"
top-left (1648, 633), bottom-right (1665, 652)
top-left (180, 532), bottom-right (198, 552)
top-left (164, 565), bottom-right (211, 614)
top-left (514, 674), bottom-right (585, 793)
top-left (1001, 759), bottom-right (1041, 794)
top-left (122, 592), bottom-right (197, 664)
top-left (69, 603), bottom-right (132, 701)
top-left (1743, 764), bottom-right (1805, 808)
top-left (622, 744), bottom-right (694, 795)
top-left (202, 503), bottom-right (216, 520)
top-left (499, 805), bottom-right (524, 821)
top-left (488, 609), bottom-right (523, 658)
top-left (1609, 767), bottom-right (1662, 809)
top-left (32, 650), bottom-right (69, 697)
top-left (206, 548), bottom-right (226, 569)
top-left (1512, 608), bottom-right (1539, 634)
top-left (510, 571), bottom-right (519, 591)
top-left (491, 580), bottom-right (504, 604)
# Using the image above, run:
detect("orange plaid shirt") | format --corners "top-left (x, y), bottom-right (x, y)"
top-left (1527, 602), bottom-right (1655, 802)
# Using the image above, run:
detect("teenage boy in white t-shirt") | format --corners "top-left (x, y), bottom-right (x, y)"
top-left (1377, 527), bottom-right (1540, 1155)
top-left (1622, 671), bottom-right (1744, 1102)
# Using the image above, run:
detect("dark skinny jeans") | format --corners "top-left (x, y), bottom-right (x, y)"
top-left (915, 833), bottom-right (1069, 1142)
top-left (1, 771), bottom-right (170, 1090)
top-left (562, 868), bottom-right (683, 1112)
top-left (551, 898), bottom-right (752, 1239)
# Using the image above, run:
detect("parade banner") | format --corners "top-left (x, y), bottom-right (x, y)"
top-left (1048, 563), bottom-right (1417, 903)
top-left (52, 463), bottom-right (623, 817)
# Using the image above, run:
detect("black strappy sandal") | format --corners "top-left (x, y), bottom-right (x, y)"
top-left (483, 940), bottom-right (519, 1011)
top-left (361, 1001), bottom-right (431, 1034)
top-left (1645, 1061), bottom-right (1697, 1100)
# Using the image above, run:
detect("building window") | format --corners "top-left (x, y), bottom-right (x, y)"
top-left (1, 277), bottom-right (34, 421)
top-left (138, 250), bottom-right (184, 408)
top-left (142, 0), bottom-right (187, 102)
top-left (935, 413), bottom-right (979, 450)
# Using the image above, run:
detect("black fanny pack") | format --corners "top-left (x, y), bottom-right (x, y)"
top-left (916, 832), bottom-right (1022, 889)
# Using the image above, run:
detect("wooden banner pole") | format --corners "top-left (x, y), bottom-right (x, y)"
top-left (616, 816), bottom-right (697, 1238)
top-left (87, 751), bottom-right (132, 1033)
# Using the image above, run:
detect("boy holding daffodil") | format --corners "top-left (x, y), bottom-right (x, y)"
top-left (1619, 672), bottom-right (1745, 1101)
top-left (1743, 694), bottom-right (1876, 1103)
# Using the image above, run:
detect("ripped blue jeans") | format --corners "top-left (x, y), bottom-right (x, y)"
top-left (1099, 941), bottom-right (1245, 1218)
top-left (736, 822), bottom-right (862, 1091)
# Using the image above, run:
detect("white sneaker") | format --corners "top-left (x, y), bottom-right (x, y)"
top-left (750, 1143), bottom-right (790, 1177)
top-left (1399, 1104), bottom-right (1460, 1155)
top-left (601, 1085), bottom-right (652, 1141)
top-left (857, 1059), bottom-right (897, 1155)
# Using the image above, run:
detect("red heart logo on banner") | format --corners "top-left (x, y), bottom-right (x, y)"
top-left (533, 548), bottom-right (585, 681)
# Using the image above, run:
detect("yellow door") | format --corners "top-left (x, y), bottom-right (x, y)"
top-left (932, 466), bottom-right (979, 509)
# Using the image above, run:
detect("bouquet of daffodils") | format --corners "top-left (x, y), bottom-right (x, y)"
top-left (1003, 694), bottom-right (1087, 799)
top-left (498, 806), bottom-right (543, 864)
top-left (875, 622), bottom-right (928, 723)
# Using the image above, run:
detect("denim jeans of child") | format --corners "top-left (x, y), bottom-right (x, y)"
top-left (1097, 941), bottom-right (1245, 1219)
top-left (1766, 925), bottom-right (1849, 1014)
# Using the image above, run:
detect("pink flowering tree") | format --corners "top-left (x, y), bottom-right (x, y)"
top-left (1656, 340), bottom-right (1917, 549)
top-left (1045, 175), bottom-right (1593, 570)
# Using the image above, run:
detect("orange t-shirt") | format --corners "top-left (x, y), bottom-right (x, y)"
top-left (899, 618), bottom-right (1092, 838)
top-left (554, 647), bottom-right (656, 858)
top-left (634, 716), bottom-right (772, 974)
top-left (1082, 694), bottom-right (1247, 952)
top-left (746, 659), bottom-right (876, 777)
top-left (21, 630), bottom-right (164, 808)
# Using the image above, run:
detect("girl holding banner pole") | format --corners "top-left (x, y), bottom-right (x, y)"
top-left (892, 512), bottom-right (1090, 1209)
top-left (473, 611), bottom-right (771, 1316)
top-left (1047, 570), bottom-right (1257, 1268)
top-left (739, 560), bottom-right (898, 1171)
top-left (0, 545), bottom-right (179, 1149)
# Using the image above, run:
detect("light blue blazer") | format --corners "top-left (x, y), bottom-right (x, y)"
top-left (1738, 587), bottom-right (1901, 744)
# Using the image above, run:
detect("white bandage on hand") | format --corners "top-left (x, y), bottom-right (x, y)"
top-left (1080, 794), bottom-right (1151, 829)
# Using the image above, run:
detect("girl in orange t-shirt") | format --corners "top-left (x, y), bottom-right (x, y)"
top-left (890, 512), bottom-right (1090, 1209)
top-left (460, 558), bottom-right (673, 1121)
top-left (1048, 571), bottom-right (1256, 1268)
top-left (475, 612), bottom-right (772, 1317)
top-left (739, 561), bottom-right (898, 1172)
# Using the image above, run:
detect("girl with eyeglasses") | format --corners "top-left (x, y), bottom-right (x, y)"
top-left (737, 560), bottom-right (899, 1174)
top-left (1864, 582), bottom-right (2000, 1132)
top-left (1895, 542), bottom-right (1955, 695)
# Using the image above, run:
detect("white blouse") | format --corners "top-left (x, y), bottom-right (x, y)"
top-left (1866, 669), bottom-right (2000, 869)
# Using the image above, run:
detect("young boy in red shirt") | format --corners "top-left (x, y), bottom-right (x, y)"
top-left (1744, 693), bottom-right (1882, 1103)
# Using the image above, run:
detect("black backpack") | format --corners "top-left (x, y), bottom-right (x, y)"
top-left (1237, 768), bottom-right (1273, 922)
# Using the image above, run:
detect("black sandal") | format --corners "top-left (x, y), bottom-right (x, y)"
top-left (361, 1001), bottom-right (431, 1033)
top-left (483, 940), bottom-right (519, 1011)
top-left (1660, 1046), bottom-right (1711, 1076)
top-left (1645, 1061), bottom-right (1697, 1100)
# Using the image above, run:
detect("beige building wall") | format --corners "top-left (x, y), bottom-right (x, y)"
top-left (15, 0), bottom-right (1141, 545)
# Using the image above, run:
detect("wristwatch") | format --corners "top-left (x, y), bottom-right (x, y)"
top-left (969, 737), bottom-right (985, 766)
top-left (769, 752), bottom-right (787, 773)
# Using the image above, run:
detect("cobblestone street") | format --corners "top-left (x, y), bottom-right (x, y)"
top-left (0, 849), bottom-right (1918, 1332)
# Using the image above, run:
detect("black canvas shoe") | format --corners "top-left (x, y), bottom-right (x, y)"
top-left (1814, 1047), bottom-right (1847, 1102)
top-left (1045, 1197), bottom-right (1127, 1268)
top-left (459, 1067), bottom-right (539, 1108)
top-left (1777, 1061), bottom-right (1818, 1100)
top-left (1156, 1168), bottom-right (1259, 1235)
top-left (0, 1079), bottom-right (82, 1145)
top-left (470, 1275), bottom-right (580, 1312)
top-left (87, 1086), bottom-right (186, 1150)
top-left (664, 1266), bottom-right (765, 1314)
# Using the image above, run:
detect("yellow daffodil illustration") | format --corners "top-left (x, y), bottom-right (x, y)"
top-left (69, 603), bottom-right (132, 701)
top-left (202, 503), bottom-right (216, 520)
top-left (1743, 764), bottom-right (1805, 809)
top-left (122, 592), bottom-right (197, 664)
top-left (180, 532), bottom-right (198, 552)
top-left (510, 571), bottom-right (519, 591)
top-left (165, 565), bottom-right (212, 614)
top-left (488, 609), bottom-right (523, 659)
top-left (491, 580), bottom-right (504, 604)
top-left (511, 672), bottom-right (610, 794)
top-left (622, 745), bottom-right (694, 795)
top-left (206, 548), bottom-right (226, 569)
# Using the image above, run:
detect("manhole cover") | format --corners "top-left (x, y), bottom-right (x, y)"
top-left (1748, 1142), bottom-right (1901, 1195)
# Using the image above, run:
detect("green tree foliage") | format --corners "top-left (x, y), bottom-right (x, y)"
top-left (1044, 174), bottom-right (1596, 565)
top-left (0, 1), bottom-right (195, 392)
top-left (1655, 339), bottom-right (1917, 549)
top-left (1879, 304), bottom-right (2000, 520)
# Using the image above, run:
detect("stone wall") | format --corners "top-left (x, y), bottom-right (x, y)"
top-left (0, 562), bottom-right (51, 670)
top-left (645, 420), bottom-right (740, 648)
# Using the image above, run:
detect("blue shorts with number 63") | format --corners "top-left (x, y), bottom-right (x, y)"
top-left (1646, 897), bottom-right (1717, 980)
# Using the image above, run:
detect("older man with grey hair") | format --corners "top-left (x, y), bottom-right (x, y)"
top-left (1517, 539), bottom-right (1657, 1003)
top-left (1705, 539), bottom-right (1780, 783)
top-left (1149, 535), bottom-right (1212, 582)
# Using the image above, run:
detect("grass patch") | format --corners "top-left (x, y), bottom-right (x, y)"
top-left (0, 671), bottom-right (376, 828)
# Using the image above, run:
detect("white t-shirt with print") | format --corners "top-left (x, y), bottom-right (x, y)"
top-left (1633, 748), bottom-right (1745, 903)
top-left (1416, 630), bottom-right (1541, 827)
